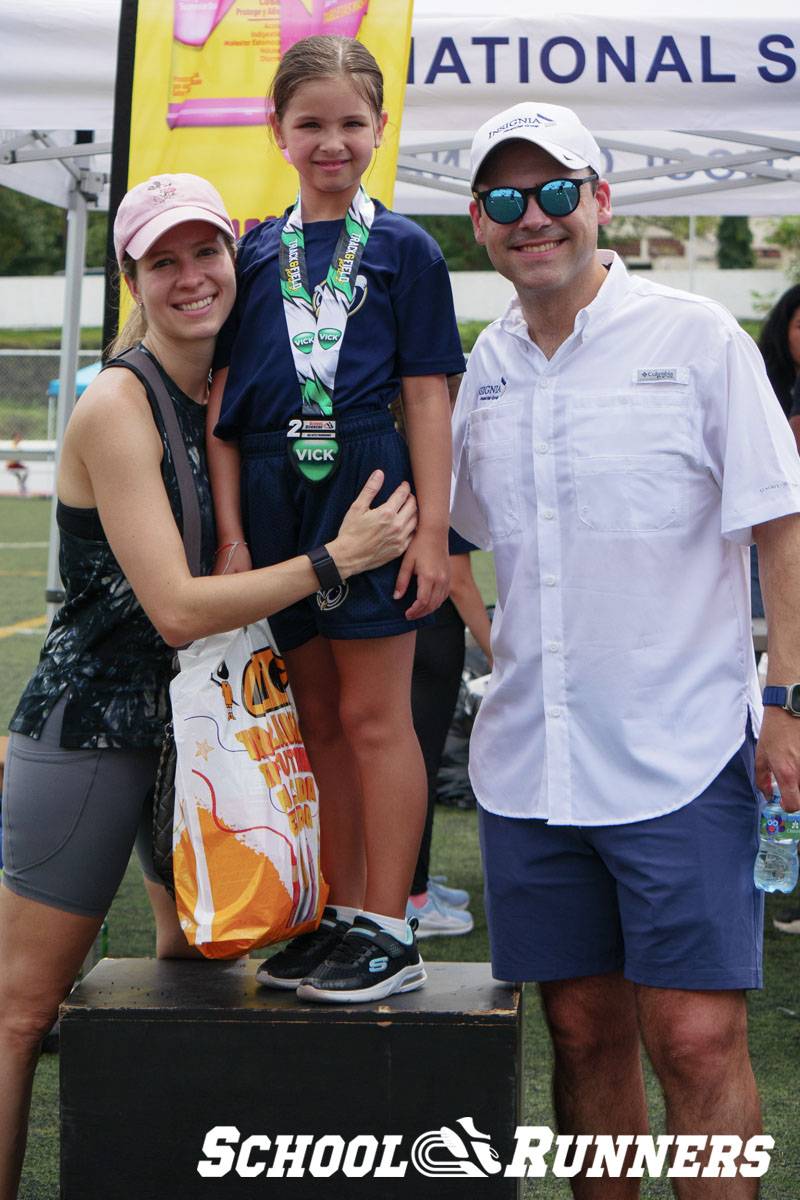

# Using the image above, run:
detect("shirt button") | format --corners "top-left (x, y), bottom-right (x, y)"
top-left (541, 378), bottom-right (551, 390)
top-left (538, 443), bottom-right (549, 454)
top-left (545, 575), bottom-right (557, 586)
top-left (543, 509), bottom-right (554, 520)
top-left (550, 706), bottom-right (562, 717)
top-left (548, 642), bottom-right (559, 653)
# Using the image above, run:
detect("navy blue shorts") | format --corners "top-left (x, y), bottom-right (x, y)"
top-left (478, 728), bottom-right (764, 990)
top-left (240, 408), bottom-right (433, 651)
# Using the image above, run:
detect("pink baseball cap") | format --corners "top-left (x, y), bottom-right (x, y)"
top-left (113, 173), bottom-right (235, 266)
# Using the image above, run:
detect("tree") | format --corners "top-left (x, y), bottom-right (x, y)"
top-left (0, 187), bottom-right (64, 274)
top-left (766, 216), bottom-right (800, 282)
top-left (408, 214), bottom-right (493, 271)
top-left (598, 215), bottom-right (718, 258)
top-left (716, 216), bottom-right (754, 269)
top-left (637, 215), bottom-right (718, 241)
top-left (86, 211), bottom-right (111, 270)
top-left (0, 186), bottom-right (109, 275)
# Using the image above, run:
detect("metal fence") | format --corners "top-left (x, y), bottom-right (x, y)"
top-left (0, 349), bottom-right (100, 441)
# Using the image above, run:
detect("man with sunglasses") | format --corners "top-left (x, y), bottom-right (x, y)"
top-left (451, 102), bottom-right (800, 1193)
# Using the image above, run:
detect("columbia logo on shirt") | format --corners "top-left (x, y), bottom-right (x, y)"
top-left (634, 368), bottom-right (679, 383)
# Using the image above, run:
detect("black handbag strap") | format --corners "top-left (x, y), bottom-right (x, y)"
top-left (110, 346), bottom-right (202, 576)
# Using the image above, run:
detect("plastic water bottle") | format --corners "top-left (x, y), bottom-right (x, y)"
top-left (753, 791), bottom-right (800, 893)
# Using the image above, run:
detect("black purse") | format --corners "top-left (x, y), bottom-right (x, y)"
top-left (114, 347), bottom-right (203, 899)
top-left (151, 722), bottom-right (177, 895)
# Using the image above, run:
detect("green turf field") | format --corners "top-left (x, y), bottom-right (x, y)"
top-left (2, 496), bottom-right (798, 1199)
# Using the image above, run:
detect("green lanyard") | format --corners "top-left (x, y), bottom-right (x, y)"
top-left (279, 186), bottom-right (374, 484)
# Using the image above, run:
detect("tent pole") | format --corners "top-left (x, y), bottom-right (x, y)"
top-left (46, 184), bottom-right (88, 625)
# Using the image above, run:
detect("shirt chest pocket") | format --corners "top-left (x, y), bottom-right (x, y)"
top-left (574, 453), bottom-right (686, 532)
top-left (569, 391), bottom-right (695, 534)
top-left (467, 404), bottom-right (521, 540)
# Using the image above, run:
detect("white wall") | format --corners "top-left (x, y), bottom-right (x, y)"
top-left (0, 276), bottom-right (106, 329)
top-left (450, 268), bottom-right (794, 324)
top-left (0, 268), bottom-right (793, 329)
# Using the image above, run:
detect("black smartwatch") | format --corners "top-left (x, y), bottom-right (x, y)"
top-left (762, 685), bottom-right (800, 717)
top-left (307, 545), bottom-right (343, 591)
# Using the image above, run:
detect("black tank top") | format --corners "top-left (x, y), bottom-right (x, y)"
top-left (9, 348), bottom-right (216, 749)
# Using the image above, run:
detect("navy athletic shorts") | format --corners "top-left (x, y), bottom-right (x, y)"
top-left (478, 724), bottom-right (764, 990)
top-left (240, 407), bottom-right (434, 651)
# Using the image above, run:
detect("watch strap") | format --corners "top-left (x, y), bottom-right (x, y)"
top-left (307, 545), bottom-right (343, 591)
top-left (762, 685), bottom-right (800, 716)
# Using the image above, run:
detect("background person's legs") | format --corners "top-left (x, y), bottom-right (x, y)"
top-left (410, 606), bottom-right (465, 891)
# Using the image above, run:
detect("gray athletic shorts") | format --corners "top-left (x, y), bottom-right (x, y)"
top-left (2, 695), bottom-right (162, 918)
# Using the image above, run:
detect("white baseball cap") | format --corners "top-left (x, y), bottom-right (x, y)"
top-left (470, 102), bottom-right (603, 188)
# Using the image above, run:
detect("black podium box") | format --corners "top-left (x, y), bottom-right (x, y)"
top-left (60, 958), bottom-right (523, 1199)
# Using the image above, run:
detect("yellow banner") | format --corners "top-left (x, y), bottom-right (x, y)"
top-left (126, 0), bottom-right (414, 238)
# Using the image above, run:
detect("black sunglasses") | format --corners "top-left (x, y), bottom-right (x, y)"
top-left (473, 174), bottom-right (599, 224)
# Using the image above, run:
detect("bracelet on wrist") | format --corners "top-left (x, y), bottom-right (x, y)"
top-left (216, 541), bottom-right (247, 575)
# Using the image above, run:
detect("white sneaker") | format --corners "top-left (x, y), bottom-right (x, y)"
top-left (406, 890), bottom-right (474, 938)
top-left (428, 875), bottom-right (470, 910)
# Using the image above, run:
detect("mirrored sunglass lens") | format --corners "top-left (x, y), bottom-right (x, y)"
top-left (485, 189), bottom-right (525, 223)
top-left (539, 180), bottom-right (580, 215)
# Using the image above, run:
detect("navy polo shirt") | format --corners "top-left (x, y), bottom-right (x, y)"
top-left (214, 201), bottom-right (465, 439)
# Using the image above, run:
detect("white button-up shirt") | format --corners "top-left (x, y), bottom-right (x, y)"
top-left (451, 252), bottom-right (800, 825)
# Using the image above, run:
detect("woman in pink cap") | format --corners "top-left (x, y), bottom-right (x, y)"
top-left (0, 173), bottom-right (416, 1198)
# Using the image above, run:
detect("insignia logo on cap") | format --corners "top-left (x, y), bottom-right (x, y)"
top-left (489, 113), bottom-right (556, 141)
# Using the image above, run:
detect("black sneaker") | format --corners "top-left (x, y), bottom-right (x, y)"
top-left (256, 907), bottom-right (351, 989)
top-left (772, 905), bottom-right (800, 934)
top-left (296, 916), bottom-right (426, 1004)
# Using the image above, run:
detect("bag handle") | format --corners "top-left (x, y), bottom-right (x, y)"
top-left (110, 346), bottom-right (202, 576)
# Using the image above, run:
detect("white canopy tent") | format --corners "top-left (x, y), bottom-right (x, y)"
top-left (1, 0), bottom-right (116, 607)
top-left (2, 0), bottom-right (800, 603)
top-left (4, 0), bottom-right (800, 214)
top-left (397, 0), bottom-right (800, 215)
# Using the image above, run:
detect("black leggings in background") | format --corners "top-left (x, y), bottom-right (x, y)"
top-left (410, 598), bottom-right (465, 895)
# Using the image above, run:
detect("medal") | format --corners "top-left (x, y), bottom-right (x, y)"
top-left (279, 187), bottom-right (374, 485)
top-left (286, 418), bottom-right (341, 486)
